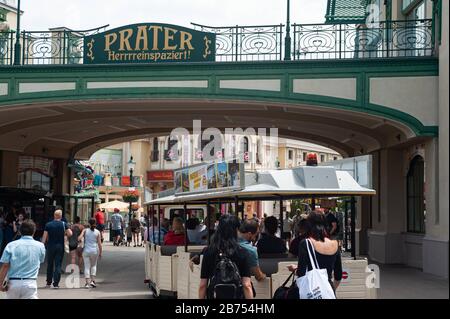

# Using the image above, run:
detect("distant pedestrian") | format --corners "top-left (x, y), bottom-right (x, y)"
top-left (69, 216), bottom-right (84, 274)
top-left (130, 214), bottom-right (142, 247)
top-left (125, 225), bottom-right (133, 247)
top-left (78, 218), bottom-right (102, 289)
top-left (41, 210), bottom-right (73, 289)
top-left (0, 220), bottom-right (45, 299)
top-left (12, 210), bottom-right (27, 241)
top-left (110, 208), bottom-right (124, 246)
top-left (94, 208), bottom-right (105, 242)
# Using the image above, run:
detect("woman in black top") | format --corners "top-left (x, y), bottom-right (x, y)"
top-left (199, 214), bottom-right (253, 299)
top-left (289, 211), bottom-right (342, 294)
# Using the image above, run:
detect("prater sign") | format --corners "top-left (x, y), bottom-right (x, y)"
top-left (83, 23), bottom-right (216, 64)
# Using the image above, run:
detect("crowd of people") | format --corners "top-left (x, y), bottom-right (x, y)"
top-left (194, 208), bottom-right (344, 300)
top-left (0, 208), bottom-right (104, 299)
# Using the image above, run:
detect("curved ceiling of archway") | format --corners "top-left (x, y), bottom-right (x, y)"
top-left (0, 98), bottom-right (419, 160)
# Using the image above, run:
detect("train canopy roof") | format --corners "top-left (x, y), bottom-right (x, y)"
top-left (145, 166), bottom-right (375, 205)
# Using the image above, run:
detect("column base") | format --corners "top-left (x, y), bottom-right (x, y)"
top-left (422, 237), bottom-right (449, 279)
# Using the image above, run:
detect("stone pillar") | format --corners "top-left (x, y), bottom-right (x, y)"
top-left (357, 196), bottom-right (371, 256)
top-left (0, 150), bottom-right (19, 187)
top-left (422, 138), bottom-right (448, 277)
top-left (423, 1), bottom-right (450, 278)
top-left (368, 149), bottom-right (405, 264)
top-left (54, 159), bottom-right (72, 195)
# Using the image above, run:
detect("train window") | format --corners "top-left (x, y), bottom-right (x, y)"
top-left (169, 208), bottom-right (205, 223)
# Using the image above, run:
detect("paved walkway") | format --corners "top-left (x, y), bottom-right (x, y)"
top-left (375, 263), bottom-right (449, 299)
top-left (36, 241), bottom-right (152, 299)
top-left (2, 241), bottom-right (448, 299)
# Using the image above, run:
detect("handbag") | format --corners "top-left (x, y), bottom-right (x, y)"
top-left (273, 271), bottom-right (298, 299)
top-left (63, 222), bottom-right (70, 254)
top-left (296, 239), bottom-right (336, 299)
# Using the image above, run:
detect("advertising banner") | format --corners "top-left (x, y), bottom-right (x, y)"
top-left (174, 160), bottom-right (244, 195)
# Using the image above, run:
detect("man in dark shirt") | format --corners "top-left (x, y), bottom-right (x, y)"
top-left (325, 209), bottom-right (338, 238)
top-left (256, 216), bottom-right (287, 255)
top-left (41, 210), bottom-right (72, 288)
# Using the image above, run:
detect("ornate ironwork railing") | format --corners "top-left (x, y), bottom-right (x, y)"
top-left (192, 23), bottom-right (284, 62)
top-left (0, 31), bottom-right (14, 65)
top-left (21, 30), bottom-right (85, 65)
top-left (293, 19), bottom-right (434, 60)
top-left (0, 20), bottom-right (436, 66)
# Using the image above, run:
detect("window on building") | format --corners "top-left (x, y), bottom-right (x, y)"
top-left (165, 136), bottom-right (179, 161)
top-left (151, 137), bottom-right (159, 162)
top-left (198, 134), bottom-right (222, 160)
top-left (407, 155), bottom-right (425, 233)
top-left (18, 171), bottom-right (52, 192)
top-left (288, 150), bottom-right (293, 160)
top-left (320, 154), bottom-right (325, 162)
top-left (403, 0), bottom-right (428, 56)
top-left (242, 137), bottom-right (249, 162)
top-left (0, 8), bottom-right (7, 22)
top-left (256, 140), bottom-right (262, 164)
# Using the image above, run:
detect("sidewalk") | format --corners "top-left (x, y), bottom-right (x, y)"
top-left (375, 263), bottom-right (449, 299)
top-left (36, 241), bottom-right (151, 299)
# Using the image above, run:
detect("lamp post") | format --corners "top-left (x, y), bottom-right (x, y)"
top-left (14, 0), bottom-right (21, 65)
top-left (127, 156), bottom-right (136, 225)
top-left (284, 0), bottom-right (292, 60)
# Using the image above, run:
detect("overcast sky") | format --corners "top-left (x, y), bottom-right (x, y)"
top-left (20, 0), bottom-right (328, 31)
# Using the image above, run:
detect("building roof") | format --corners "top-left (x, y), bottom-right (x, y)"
top-left (0, 2), bottom-right (23, 14)
top-left (325, 0), bottom-right (369, 24)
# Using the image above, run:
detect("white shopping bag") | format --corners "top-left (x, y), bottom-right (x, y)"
top-left (297, 239), bottom-right (336, 299)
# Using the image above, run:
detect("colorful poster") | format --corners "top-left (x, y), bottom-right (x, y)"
top-left (189, 166), bottom-right (208, 192)
top-left (228, 162), bottom-right (240, 187)
top-left (216, 162), bottom-right (228, 188)
top-left (174, 170), bottom-right (183, 194)
top-left (207, 164), bottom-right (217, 190)
top-left (181, 169), bottom-right (190, 193)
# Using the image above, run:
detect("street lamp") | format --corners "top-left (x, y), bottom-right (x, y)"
top-left (284, 0), bottom-right (291, 60)
top-left (127, 156), bottom-right (136, 225)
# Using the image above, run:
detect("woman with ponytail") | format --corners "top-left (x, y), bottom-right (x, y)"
top-left (78, 218), bottom-right (102, 288)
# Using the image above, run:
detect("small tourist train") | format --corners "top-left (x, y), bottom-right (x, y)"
top-left (143, 164), bottom-right (377, 299)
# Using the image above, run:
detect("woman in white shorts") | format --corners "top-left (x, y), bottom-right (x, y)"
top-left (78, 218), bottom-right (102, 288)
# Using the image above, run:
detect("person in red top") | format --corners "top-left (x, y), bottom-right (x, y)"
top-left (94, 209), bottom-right (105, 242)
top-left (163, 217), bottom-right (187, 246)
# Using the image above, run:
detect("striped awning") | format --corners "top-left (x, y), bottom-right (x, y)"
top-left (325, 0), bottom-right (370, 24)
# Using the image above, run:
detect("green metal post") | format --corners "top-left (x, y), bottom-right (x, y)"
top-left (351, 196), bottom-right (356, 260)
top-left (184, 202), bottom-right (188, 252)
top-left (284, 0), bottom-right (292, 60)
top-left (13, 0), bottom-right (21, 65)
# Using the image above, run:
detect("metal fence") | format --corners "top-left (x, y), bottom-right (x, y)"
top-left (293, 19), bottom-right (434, 60)
top-left (21, 30), bottom-right (85, 65)
top-left (0, 20), bottom-right (436, 66)
top-left (0, 31), bottom-right (14, 65)
top-left (191, 23), bottom-right (284, 62)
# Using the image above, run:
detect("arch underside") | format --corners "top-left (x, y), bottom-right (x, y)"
top-left (0, 98), bottom-right (428, 159)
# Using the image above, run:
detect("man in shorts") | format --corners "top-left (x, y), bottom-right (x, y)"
top-left (110, 209), bottom-right (124, 246)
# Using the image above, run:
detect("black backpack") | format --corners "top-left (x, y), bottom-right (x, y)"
top-left (207, 252), bottom-right (243, 299)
